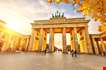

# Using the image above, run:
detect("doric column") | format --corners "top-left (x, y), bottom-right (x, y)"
top-left (95, 39), bottom-right (101, 55)
top-left (38, 28), bottom-right (43, 51)
top-left (70, 28), bottom-right (75, 51)
top-left (62, 28), bottom-right (66, 53)
top-left (29, 29), bottom-right (40, 52)
top-left (78, 31), bottom-right (83, 53)
top-left (33, 30), bottom-right (40, 51)
top-left (85, 27), bottom-right (93, 54)
top-left (11, 37), bottom-right (16, 52)
top-left (42, 30), bottom-right (47, 51)
top-left (81, 29), bottom-right (88, 53)
top-left (100, 38), bottom-right (106, 53)
top-left (1, 34), bottom-right (9, 52)
top-left (25, 37), bottom-right (30, 51)
top-left (7, 35), bottom-right (12, 51)
top-left (92, 38), bottom-right (98, 54)
top-left (73, 27), bottom-right (79, 52)
top-left (49, 28), bottom-right (54, 52)
top-left (28, 29), bottom-right (35, 51)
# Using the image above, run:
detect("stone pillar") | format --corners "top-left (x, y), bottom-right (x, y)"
top-left (62, 28), bottom-right (67, 53)
top-left (42, 30), bottom-right (47, 51)
top-left (70, 28), bottom-right (75, 51)
top-left (39, 28), bottom-right (45, 52)
top-left (29, 29), bottom-right (35, 51)
top-left (33, 30), bottom-right (40, 52)
top-left (1, 34), bottom-right (7, 52)
top-left (11, 37), bottom-right (16, 52)
top-left (16, 37), bottom-right (20, 51)
top-left (73, 27), bottom-right (79, 52)
top-left (85, 27), bottom-right (93, 54)
top-left (92, 38), bottom-right (99, 55)
top-left (49, 28), bottom-right (54, 52)
top-left (78, 31), bottom-right (83, 53)
top-left (25, 37), bottom-right (30, 51)
top-left (29, 29), bottom-right (40, 52)
top-left (81, 29), bottom-right (88, 53)
top-left (14, 37), bottom-right (19, 51)
top-left (0, 32), bottom-right (4, 51)
top-left (95, 39), bottom-right (101, 55)
top-left (100, 38), bottom-right (106, 53)
top-left (7, 35), bottom-right (12, 52)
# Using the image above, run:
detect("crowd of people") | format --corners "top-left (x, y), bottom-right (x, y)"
top-left (42, 48), bottom-right (79, 57)
top-left (70, 50), bottom-right (78, 57)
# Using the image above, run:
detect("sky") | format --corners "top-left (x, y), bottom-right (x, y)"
top-left (0, 0), bottom-right (101, 35)
top-left (0, 0), bottom-right (101, 48)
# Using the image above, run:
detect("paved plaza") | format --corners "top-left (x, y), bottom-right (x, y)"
top-left (0, 52), bottom-right (105, 70)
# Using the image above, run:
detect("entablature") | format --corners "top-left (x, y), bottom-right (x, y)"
top-left (32, 18), bottom-right (89, 25)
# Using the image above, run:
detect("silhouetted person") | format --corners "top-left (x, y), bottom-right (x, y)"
top-left (103, 51), bottom-right (106, 56)
top-left (71, 50), bottom-right (74, 57)
top-left (74, 50), bottom-right (77, 57)
top-left (44, 49), bottom-right (46, 54)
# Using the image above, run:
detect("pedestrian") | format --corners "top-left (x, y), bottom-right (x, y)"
top-left (71, 49), bottom-right (74, 57)
top-left (74, 50), bottom-right (77, 57)
top-left (103, 51), bottom-right (106, 56)
top-left (44, 49), bottom-right (46, 54)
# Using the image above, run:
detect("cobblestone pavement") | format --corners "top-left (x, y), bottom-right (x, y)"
top-left (0, 52), bottom-right (105, 70)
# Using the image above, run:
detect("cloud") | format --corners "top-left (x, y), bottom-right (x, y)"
top-left (88, 19), bottom-right (101, 34)
top-left (0, 0), bottom-right (51, 35)
top-left (0, 0), bottom-right (101, 48)
top-left (0, 0), bottom-right (100, 35)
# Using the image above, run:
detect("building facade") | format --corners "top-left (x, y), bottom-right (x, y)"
top-left (90, 24), bottom-right (106, 55)
top-left (30, 15), bottom-right (93, 54)
top-left (0, 20), bottom-right (30, 52)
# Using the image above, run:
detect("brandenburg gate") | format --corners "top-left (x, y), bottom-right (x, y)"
top-left (29, 12), bottom-right (93, 54)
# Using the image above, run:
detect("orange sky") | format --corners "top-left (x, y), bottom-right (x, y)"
top-left (0, 0), bottom-right (101, 35)
top-left (0, 0), bottom-right (102, 48)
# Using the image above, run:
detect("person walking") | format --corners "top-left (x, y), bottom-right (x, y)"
top-left (71, 49), bottom-right (74, 57)
top-left (74, 50), bottom-right (77, 57)
top-left (44, 49), bottom-right (47, 54)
